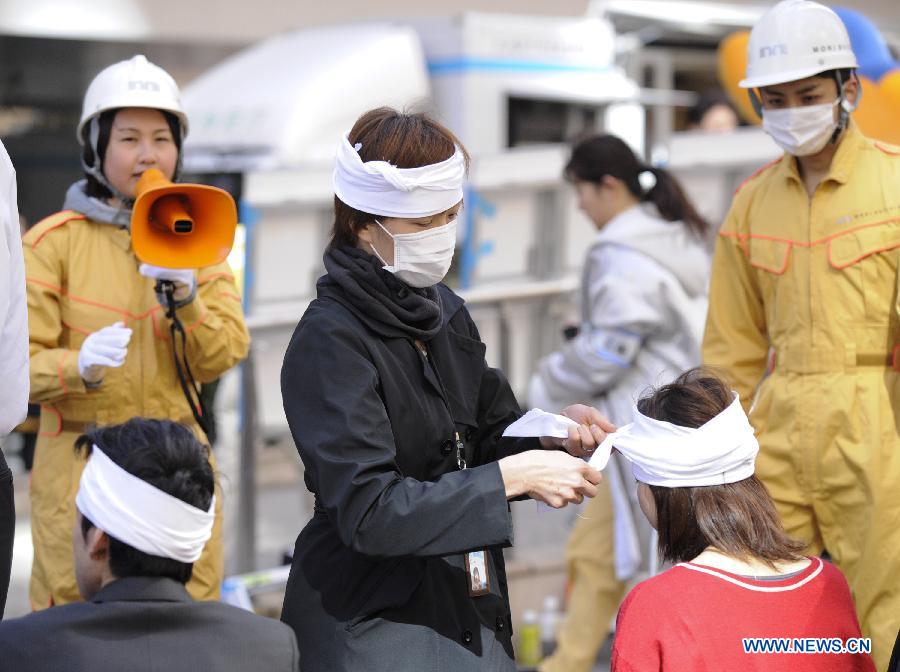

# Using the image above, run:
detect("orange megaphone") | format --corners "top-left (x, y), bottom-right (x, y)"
top-left (131, 168), bottom-right (237, 269)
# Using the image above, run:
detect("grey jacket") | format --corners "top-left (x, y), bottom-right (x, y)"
top-left (529, 203), bottom-right (710, 580)
top-left (62, 179), bottom-right (132, 227)
top-left (530, 202), bottom-right (709, 425)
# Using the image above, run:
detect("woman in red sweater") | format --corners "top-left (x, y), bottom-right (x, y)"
top-left (598, 369), bottom-right (875, 672)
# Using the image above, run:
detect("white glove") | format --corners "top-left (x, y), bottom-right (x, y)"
top-left (139, 263), bottom-right (197, 303)
top-left (78, 321), bottom-right (133, 384)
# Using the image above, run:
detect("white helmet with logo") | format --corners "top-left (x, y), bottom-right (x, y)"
top-left (740, 0), bottom-right (857, 89)
top-left (78, 54), bottom-right (188, 142)
top-left (79, 55), bottom-right (188, 201)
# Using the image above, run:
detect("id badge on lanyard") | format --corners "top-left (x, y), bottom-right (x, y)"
top-left (423, 345), bottom-right (491, 598)
top-left (456, 431), bottom-right (490, 596)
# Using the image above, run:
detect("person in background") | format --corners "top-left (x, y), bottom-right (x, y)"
top-left (702, 2), bottom-right (900, 666)
top-left (280, 107), bottom-right (611, 671)
top-left (0, 419), bottom-right (299, 671)
top-left (529, 134), bottom-right (710, 672)
top-left (11, 216), bottom-right (39, 473)
top-left (686, 90), bottom-right (739, 133)
top-left (0, 139), bottom-right (25, 618)
top-left (23, 55), bottom-right (249, 609)
top-left (604, 369), bottom-right (874, 672)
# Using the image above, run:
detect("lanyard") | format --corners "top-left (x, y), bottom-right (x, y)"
top-left (415, 341), bottom-right (466, 471)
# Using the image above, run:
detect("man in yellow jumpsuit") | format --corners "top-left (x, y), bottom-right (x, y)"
top-left (24, 55), bottom-right (250, 609)
top-left (702, 2), bottom-right (899, 668)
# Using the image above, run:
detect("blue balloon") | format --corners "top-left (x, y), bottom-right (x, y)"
top-left (833, 7), bottom-right (897, 82)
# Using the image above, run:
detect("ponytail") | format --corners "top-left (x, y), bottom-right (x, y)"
top-left (639, 166), bottom-right (710, 239)
top-left (565, 134), bottom-right (710, 239)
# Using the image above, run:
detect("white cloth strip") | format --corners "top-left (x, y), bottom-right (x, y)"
top-left (502, 408), bottom-right (580, 439)
top-left (76, 445), bottom-right (215, 563)
top-left (588, 393), bottom-right (759, 487)
top-left (332, 132), bottom-right (465, 218)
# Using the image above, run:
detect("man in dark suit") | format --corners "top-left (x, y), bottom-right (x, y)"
top-left (0, 418), bottom-right (298, 671)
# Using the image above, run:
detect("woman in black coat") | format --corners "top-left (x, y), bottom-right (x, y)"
top-left (280, 107), bottom-right (608, 671)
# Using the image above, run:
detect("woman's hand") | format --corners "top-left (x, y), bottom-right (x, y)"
top-left (139, 263), bottom-right (197, 304)
top-left (498, 450), bottom-right (603, 508)
top-left (539, 404), bottom-right (616, 458)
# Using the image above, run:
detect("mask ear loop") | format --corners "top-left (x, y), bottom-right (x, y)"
top-left (368, 219), bottom-right (394, 268)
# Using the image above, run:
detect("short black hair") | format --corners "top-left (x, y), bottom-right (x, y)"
top-left (75, 418), bottom-right (214, 584)
top-left (81, 108), bottom-right (183, 200)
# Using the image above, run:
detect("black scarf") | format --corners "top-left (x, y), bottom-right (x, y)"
top-left (321, 246), bottom-right (444, 341)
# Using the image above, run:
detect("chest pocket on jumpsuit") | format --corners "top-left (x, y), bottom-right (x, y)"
top-left (828, 221), bottom-right (900, 327)
top-left (747, 236), bottom-right (793, 340)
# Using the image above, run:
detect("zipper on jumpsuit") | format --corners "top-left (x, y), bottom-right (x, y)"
top-left (803, 181), bottom-right (821, 493)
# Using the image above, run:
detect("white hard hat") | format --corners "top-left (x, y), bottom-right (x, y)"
top-left (77, 54), bottom-right (189, 143)
top-left (740, 0), bottom-right (858, 89)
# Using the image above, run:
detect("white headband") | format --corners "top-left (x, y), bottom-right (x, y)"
top-left (589, 393), bottom-right (759, 487)
top-left (332, 132), bottom-right (465, 218)
top-left (76, 445), bottom-right (215, 563)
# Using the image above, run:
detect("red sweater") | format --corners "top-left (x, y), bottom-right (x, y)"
top-left (611, 557), bottom-right (875, 672)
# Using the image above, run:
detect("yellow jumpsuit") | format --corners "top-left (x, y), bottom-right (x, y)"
top-left (703, 124), bottom-right (900, 671)
top-left (24, 210), bottom-right (250, 609)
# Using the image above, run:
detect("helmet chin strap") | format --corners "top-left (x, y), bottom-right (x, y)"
top-left (749, 88), bottom-right (764, 118)
top-left (829, 70), bottom-right (859, 145)
top-left (81, 115), bottom-right (184, 208)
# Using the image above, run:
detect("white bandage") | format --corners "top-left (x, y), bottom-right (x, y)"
top-left (589, 393), bottom-right (759, 487)
top-left (332, 132), bottom-right (465, 218)
top-left (502, 408), bottom-right (579, 439)
top-left (76, 445), bottom-right (215, 563)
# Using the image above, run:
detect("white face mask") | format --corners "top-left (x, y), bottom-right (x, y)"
top-left (761, 99), bottom-right (840, 157)
top-left (369, 219), bottom-right (457, 288)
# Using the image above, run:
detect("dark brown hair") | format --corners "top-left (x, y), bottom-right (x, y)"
top-left (638, 368), bottom-right (805, 567)
top-left (329, 107), bottom-right (470, 250)
top-left (564, 134), bottom-right (709, 239)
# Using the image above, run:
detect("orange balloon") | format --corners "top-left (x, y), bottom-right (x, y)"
top-left (717, 31), bottom-right (760, 125)
top-left (874, 70), bottom-right (900, 142)
top-left (854, 75), bottom-right (900, 145)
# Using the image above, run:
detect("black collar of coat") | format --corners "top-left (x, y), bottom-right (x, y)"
top-left (92, 576), bottom-right (193, 604)
top-left (435, 283), bottom-right (465, 329)
top-left (316, 274), bottom-right (467, 337)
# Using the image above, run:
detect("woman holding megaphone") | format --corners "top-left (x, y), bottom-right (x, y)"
top-left (22, 55), bottom-right (249, 609)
